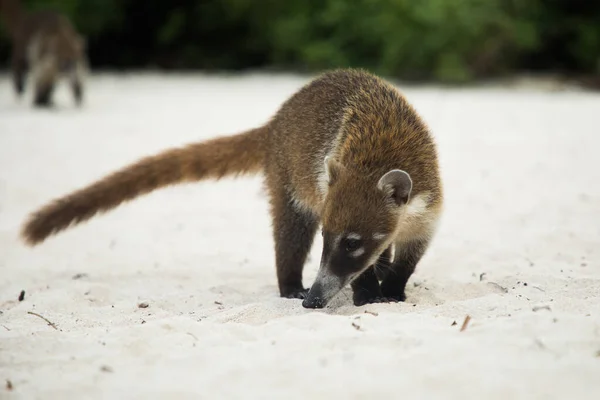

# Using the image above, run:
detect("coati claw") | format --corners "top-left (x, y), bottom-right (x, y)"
top-left (379, 297), bottom-right (401, 303)
top-left (281, 288), bottom-right (310, 299)
top-left (380, 290), bottom-right (407, 303)
top-left (354, 296), bottom-right (402, 307)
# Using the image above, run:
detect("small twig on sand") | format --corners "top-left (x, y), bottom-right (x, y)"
top-left (532, 305), bottom-right (551, 312)
top-left (351, 322), bottom-right (361, 331)
top-left (27, 311), bottom-right (58, 330)
top-left (1, 325), bottom-right (10, 331)
top-left (525, 257), bottom-right (535, 267)
top-left (100, 365), bottom-right (114, 373)
top-left (186, 332), bottom-right (199, 341)
top-left (364, 310), bottom-right (378, 316)
top-left (487, 282), bottom-right (508, 293)
top-left (18, 290), bottom-right (25, 302)
top-left (460, 315), bottom-right (471, 332)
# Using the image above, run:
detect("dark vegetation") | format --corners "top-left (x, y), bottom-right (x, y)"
top-left (1, 0), bottom-right (599, 82)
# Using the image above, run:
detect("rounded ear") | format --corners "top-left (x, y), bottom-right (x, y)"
top-left (377, 169), bottom-right (412, 205)
top-left (324, 156), bottom-right (345, 186)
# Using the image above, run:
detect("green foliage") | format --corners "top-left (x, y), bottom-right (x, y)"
top-left (260, 0), bottom-right (543, 81)
top-left (0, 0), bottom-right (598, 81)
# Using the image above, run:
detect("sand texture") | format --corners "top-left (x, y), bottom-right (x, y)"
top-left (1, 73), bottom-right (599, 399)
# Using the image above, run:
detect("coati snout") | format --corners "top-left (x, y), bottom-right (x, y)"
top-left (303, 159), bottom-right (414, 308)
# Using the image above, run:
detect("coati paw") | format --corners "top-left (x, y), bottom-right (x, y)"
top-left (380, 287), bottom-right (407, 302)
top-left (280, 287), bottom-right (310, 299)
top-left (33, 96), bottom-right (54, 108)
top-left (388, 293), bottom-right (407, 302)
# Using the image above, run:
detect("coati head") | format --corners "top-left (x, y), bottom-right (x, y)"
top-left (54, 33), bottom-right (86, 72)
top-left (302, 157), bottom-right (413, 308)
top-left (37, 29), bottom-right (86, 72)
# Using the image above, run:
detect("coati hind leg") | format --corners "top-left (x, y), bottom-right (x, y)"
top-left (380, 239), bottom-right (429, 302)
top-left (352, 247), bottom-right (393, 306)
top-left (70, 71), bottom-right (83, 105)
top-left (70, 60), bottom-right (87, 105)
top-left (269, 185), bottom-right (319, 299)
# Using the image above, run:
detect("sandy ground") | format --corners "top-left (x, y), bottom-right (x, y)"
top-left (0, 72), bottom-right (599, 399)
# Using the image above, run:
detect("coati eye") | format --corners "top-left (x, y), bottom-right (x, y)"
top-left (343, 237), bottom-right (361, 252)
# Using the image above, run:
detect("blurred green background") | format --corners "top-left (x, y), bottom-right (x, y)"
top-left (1, 0), bottom-right (599, 82)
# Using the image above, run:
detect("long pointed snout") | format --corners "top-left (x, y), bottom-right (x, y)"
top-left (302, 266), bottom-right (346, 309)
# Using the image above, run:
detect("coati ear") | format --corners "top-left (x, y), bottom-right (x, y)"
top-left (324, 156), bottom-right (344, 186)
top-left (377, 169), bottom-right (412, 205)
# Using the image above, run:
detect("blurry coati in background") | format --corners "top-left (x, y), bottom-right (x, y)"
top-left (0, 0), bottom-right (88, 107)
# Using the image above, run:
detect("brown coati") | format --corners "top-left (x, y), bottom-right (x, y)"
top-left (0, 0), bottom-right (87, 107)
top-left (20, 69), bottom-right (443, 308)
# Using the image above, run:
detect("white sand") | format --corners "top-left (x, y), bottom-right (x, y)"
top-left (1, 73), bottom-right (599, 399)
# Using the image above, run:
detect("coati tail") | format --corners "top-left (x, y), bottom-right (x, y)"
top-left (21, 126), bottom-right (267, 245)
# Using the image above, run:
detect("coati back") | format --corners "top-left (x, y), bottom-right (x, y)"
top-left (21, 69), bottom-right (443, 309)
top-left (0, 0), bottom-right (87, 107)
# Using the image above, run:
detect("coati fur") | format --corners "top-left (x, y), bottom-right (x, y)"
top-left (0, 0), bottom-right (87, 107)
top-left (20, 69), bottom-right (443, 308)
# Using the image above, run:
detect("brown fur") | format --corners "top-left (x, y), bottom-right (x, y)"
top-left (22, 127), bottom-right (266, 245)
top-left (262, 71), bottom-right (443, 307)
top-left (0, 0), bottom-right (87, 107)
top-left (20, 69), bottom-right (443, 308)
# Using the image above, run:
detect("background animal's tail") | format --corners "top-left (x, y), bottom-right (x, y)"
top-left (21, 126), bottom-right (268, 246)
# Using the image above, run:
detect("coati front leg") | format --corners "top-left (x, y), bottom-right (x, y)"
top-left (352, 247), bottom-right (393, 306)
top-left (270, 187), bottom-right (319, 299)
top-left (32, 58), bottom-right (58, 108)
top-left (380, 239), bottom-right (429, 302)
top-left (11, 53), bottom-right (27, 97)
top-left (351, 267), bottom-right (382, 306)
top-left (34, 79), bottom-right (56, 107)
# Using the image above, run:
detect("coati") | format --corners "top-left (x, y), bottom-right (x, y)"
top-left (0, 0), bottom-right (87, 107)
top-left (20, 69), bottom-right (443, 309)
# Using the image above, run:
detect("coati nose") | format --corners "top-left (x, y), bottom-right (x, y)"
top-left (302, 283), bottom-right (326, 308)
top-left (303, 266), bottom-right (346, 308)
top-left (302, 295), bottom-right (325, 309)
